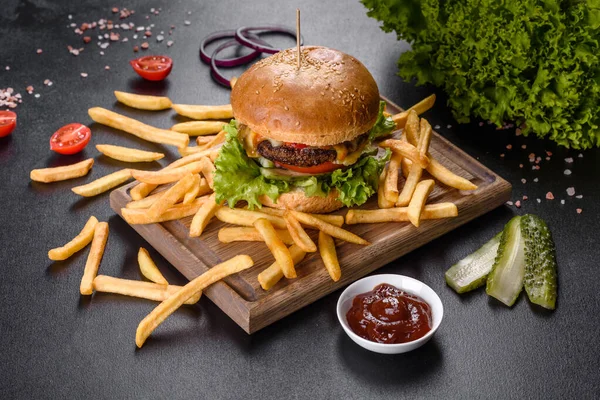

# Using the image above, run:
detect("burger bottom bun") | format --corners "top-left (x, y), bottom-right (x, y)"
top-left (259, 189), bottom-right (343, 214)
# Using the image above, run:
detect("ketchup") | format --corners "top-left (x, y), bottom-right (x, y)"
top-left (346, 283), bottom-right (432, 344)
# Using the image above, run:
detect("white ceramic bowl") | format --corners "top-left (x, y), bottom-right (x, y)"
top-left (336, 274), bottom-right (443, 354)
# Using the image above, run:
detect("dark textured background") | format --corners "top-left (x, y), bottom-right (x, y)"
top-left (1, 1), bottom-right (599, 399)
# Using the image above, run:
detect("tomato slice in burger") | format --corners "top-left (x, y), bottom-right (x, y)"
top-left (277, 161), bottom-right (343, 174)
top-left (0, 110), bottom-right (17, 137)
top-left (50, 123), bottom-right (92, 155)
top-left (130, 55), bottom-right (173, 81)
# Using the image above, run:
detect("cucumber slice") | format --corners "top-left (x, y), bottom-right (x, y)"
top-left (260, 168), bottom-right (294, 181)
top-left (445, 232), bottom-right (501, 293)
top-left (486, 216), bottom-right (526, 306)
top-left (521, 214), bottom-right (558, 310)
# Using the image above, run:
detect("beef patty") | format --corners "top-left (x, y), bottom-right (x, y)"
top-left (257, 141), bottom-right (337, 167)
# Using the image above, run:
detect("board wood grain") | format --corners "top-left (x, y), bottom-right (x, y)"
top-left (109, 97), bottom-right (511, 333)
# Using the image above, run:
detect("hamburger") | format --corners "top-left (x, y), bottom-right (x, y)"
top-left (213, 46), bottom-right (395, 213)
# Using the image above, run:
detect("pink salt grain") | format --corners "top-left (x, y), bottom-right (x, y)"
top-left (546, 192), bottom-right (554, 200)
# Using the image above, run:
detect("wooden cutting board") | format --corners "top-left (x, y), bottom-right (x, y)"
top-left (109, 96), bottom-right (511, 334)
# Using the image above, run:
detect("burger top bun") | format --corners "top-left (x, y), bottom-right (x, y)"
top-left (231, 46), bottom-right (380, 147)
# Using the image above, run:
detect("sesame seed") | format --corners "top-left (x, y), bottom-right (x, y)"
top-left (34, 93), bottom-right (40, 98)
top-left (434, 125), bottom-right (440, 130)
top-left (564, 157), bottom-right (573, 163)
top-left (521, 178), bottom-right (526, 184)
top-left (536, 199), bottom-right (541, 203)
top-left (167, 40), bottom-right (174, 47)
top-left (184, 20), bottom-right (191, 26)
top-left (156, 35), bottom-right (164, 42)
top-left (506, 201), bottom-right (513, 206)
top-left (533, 178), bottom-right (538, 182)
top-left (578, 153), bottom-right (583, 158)
top-left (36, 49), bottom-right (43, 54)
top-left (521, 145), bottom-right (526, 149)
top-left (560, 200), bottom-right (565, 204)
top-left (564, 169), bottom-right (572, 175)
top-left (80, 72), bottom-right (88, 77)
top-left (575, 195), bottom-right (583, 199)
top-left (566, 187), bottom-right (575, 196)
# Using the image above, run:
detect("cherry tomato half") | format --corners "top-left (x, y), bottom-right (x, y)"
top-left (276, 161), bottom-right (343, 174)
top-left (130, 55), bottom-right (173, 81)
top-left (0, 110), bottom-right (17, 137)
top-left (50, 123), bottom-right (91, 155)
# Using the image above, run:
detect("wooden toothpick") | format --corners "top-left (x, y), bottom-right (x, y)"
top-left (296, 9), bottom-right (301, 70)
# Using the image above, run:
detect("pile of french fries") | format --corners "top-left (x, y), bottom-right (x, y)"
top-left (346, 96), bottom-right (478, 228)
top-left (42, 86), bottom-right (479, 348)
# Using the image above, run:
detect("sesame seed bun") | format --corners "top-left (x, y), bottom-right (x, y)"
top-left (231, 46), bottom-right (380, 147)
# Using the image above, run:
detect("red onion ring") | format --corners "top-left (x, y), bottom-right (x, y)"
top-left (209, 33), bottom-right (271, 87)
top-left (200, 30), bottom-right (262, 67)
top-left (235, 25), bottom-right (303, 54)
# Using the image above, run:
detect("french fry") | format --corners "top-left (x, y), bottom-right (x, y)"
top-left (131, 161), bottom-right (204, 185)
top-left (48, 216), bottom-right (99, 261)
top-left (93, 275), bottom-right (201, 304)
top-left (130, 182), bottom-right (156, 201)
top-left (171, 104), bottom-right (233, 120)
top-left (72, 169), bottom-right (132, 197)
top-left (30, 158), bottom-right (94, 183)
top-left (80, 222), bottom-right (109, 295)
top-left (400, 115), bottom-right (478, 191)
top-left (346, 203), bottom-right (458, 224)
top-left (96, 144), bottom-right (164, 162)
top-left (254, 218), bottom-right (296, 279)
top-left (401, 157), bottom-right (411, 179)
top-left (171, 121), bottom-right (226, 136)
top-left (230, 76), bottom-right (238, 88)
top-left (217, 227), bottom-right (295, 245)
top-left (121, 198), bottom-right (206, 224)
top-left (178, 146), bottom-right (209, 157)
top-left (129, 148), bottom-right (219, 200)
top-left (379, 139), bottom-right (429, 168)
top-left (377, 166), bottom-right (395, 209)
top-left (427, 159), bottom-right (478, 191)
top-left (283, 211), bottom-right (317, 252)
top-left (190, 193), bottom-right (221, 237)
top-left (258, 245), bottom-right (306, 290)
top-left (197, 130), bottom-right (226, 150)
top-left (114, 91), bottom-right (172, 110)
top-left (383, 152), bottom-right (402, 203)
top-left (403, 110), bottom-right (421, 145)
top-left (396, 118), bottom-right (432, 206)
top-left (135, 254), bottom-right (254, 348)
top-left (138, 247), bottom-right (168, 285)
top-left (198, 157), bottom-right (215, 188)
top-left (407, 179), bottom-right (435, 227)
top-left (147, 173), bottom-right (196, 220)
top-left (289, 211), bottom-right (369, 245)
top-left (318, 231), bottom-right (341, 282)
top-left (183, 176), bottom-right (209, 205)
top-left (126, 188), bottom-right (169, 209)
top-left (215, 207), bottom-right (287, 229)
top-left (88, 107), bottom-right (189, 148)
top-left (195, 135), bottom-right (214, 145)
top-left (391, 94), bottom-right (436, 129)
top-left (255, 207), bottom-right (345, 227)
